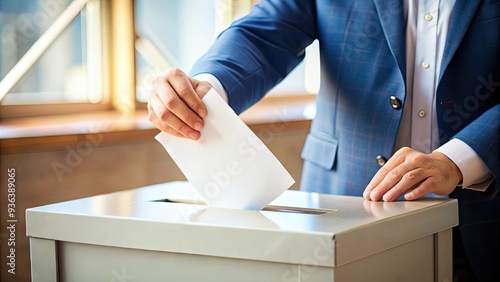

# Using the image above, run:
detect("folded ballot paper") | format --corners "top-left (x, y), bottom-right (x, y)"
top-left (155, 88), bottom-right (295, 210)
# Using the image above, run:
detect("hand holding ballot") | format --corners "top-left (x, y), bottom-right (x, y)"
top-left (149, 68), bottom-right (294, 210)
top-left (147, 68), bottom-right (211, 140)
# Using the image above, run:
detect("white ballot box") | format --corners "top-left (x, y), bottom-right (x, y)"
top-left (26, 181), bottom-right (457, 282)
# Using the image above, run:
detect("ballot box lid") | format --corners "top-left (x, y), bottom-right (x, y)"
top-left (26, 181), bottom-right (457, 267)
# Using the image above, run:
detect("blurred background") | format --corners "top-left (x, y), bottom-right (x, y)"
top-left (0, 0), bottom-right (319, 281)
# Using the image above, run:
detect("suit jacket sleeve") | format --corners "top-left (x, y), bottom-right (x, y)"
top-left (189, 0), bottom-right (317, 114)
top-left (453, 103), bottom-right (500, 197)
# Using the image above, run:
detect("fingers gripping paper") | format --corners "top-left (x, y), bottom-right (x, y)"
top-left (155, 89), bottom-right (295, 210)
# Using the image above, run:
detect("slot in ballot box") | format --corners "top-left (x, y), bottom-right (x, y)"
top-left (26, 181), bottom-right (458, 282)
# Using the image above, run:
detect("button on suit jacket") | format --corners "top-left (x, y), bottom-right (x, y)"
top-left (190, 0), bottom-right (499, 280)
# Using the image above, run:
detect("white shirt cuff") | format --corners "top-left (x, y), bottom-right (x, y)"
top-left (192, 73), bottom-right (228, 103)
top-left (434, 138), bottom-right (494, 192)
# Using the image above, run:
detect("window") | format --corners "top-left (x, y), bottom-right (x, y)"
top-left (0, 0), bottom-right (319, 120)
top-left (0, 0), bottom-right (106, 110)
top-left (3, 13), bottom-right (87, 104)
top-left (0, 0), bottom-right (73, 72)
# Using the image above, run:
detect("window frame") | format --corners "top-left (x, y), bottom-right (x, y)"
top-left (0, 0), bottom-right (137, 119)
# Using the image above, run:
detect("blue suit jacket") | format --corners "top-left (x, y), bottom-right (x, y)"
top-left (191, 0), bottom-right (499, 279)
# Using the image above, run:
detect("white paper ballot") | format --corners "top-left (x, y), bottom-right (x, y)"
top-left (155, 89), bottom-right (295, 210)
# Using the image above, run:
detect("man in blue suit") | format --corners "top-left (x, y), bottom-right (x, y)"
top-left (148, 0), bottom-right (499, 280)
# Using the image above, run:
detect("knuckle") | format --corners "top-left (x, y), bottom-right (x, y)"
top-left (165, 67), bottom-right (175, 76)
top-left (183, 114), bottom-right (199, 126)
top-left (404, 171), bottom-right (417, 180)
top-left (178, 87), bottom-right (193, 99)
top-left (176, 123), bottom-right (191, 135)
top-left (200, 81), bottom-right (212, 90)
top-left (158, 68), bottom-right (182, 83)
top-left (403, 146), bottom-right (412, 153)
top-left (167, 67), bottom-right (182, 78)
top-left (379, 167), bottom-right (390, 176)
top-left (412, 153), bottom-right (428, 164)
top-left (395, 147), bottom-right (412, 162)
top-left (399, 146), bottom-right (412, 155)
top-left (165, 97), bottom-right (179, 109)
top-left (157, 108), bottom-right (170, 121)
top-left (389, 170), bottom-right (401, 180)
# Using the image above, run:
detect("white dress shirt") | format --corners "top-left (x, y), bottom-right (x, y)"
top-left (194, 0), bottom-right (494, 191)
top-left (401, 0), bottom-right (493, 191)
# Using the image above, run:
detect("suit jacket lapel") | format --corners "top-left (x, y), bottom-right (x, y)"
top-left (439, 0), bottom-right (481, 81)
top-left (372, 0), bottom-right (482, 83)
top-left (372, 0), bottom-right (406, 81)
